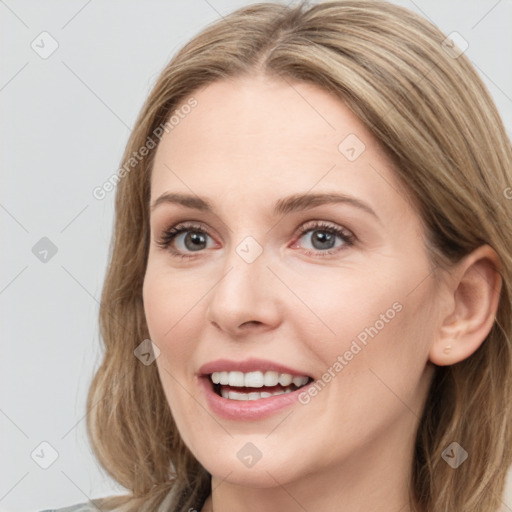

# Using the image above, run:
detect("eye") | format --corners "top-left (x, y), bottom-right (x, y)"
top-left (155, 222), bottom-right (216, 259)
top-left (155, 220), bottom-right (355, 260)
top-left (292, 221), bottom-right (354, 256)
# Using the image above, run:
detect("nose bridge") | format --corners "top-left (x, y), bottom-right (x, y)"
top-left (213, 233), bottom-right (268, 306)
top-left (206, 233), bottom-right (280, 330)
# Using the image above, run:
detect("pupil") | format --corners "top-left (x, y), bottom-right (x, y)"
top-left (185, 232), bottom-right (206, 251)
top-left (312, 231), bottom-right (334, 250)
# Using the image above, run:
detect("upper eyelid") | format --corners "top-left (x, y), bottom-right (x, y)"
top-left (297, 220), bottom-right (353, 236)
top-left (163, 219), bottom-right (348, 233)
top-left (159, 219), bottom-right (354, 244)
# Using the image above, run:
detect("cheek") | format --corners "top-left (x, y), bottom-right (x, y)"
top-left (142, 269), bottom-right (169, 345)
top-left (287, 265), bottom-right (404, 344)
top-left (142, 265), bottom-right (196, 366)
top-left (143, 268), bottom-right (202, 444)
top-left (292, 281), bottom-right (435, 452)
top-left (295, 262), bottom-right (435, 384)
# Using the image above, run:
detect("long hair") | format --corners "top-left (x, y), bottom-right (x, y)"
top-left (87, 1), bottom-right (512, 511)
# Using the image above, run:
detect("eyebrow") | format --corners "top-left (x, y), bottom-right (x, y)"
top-left (150, 192), bottom-right (378, 219)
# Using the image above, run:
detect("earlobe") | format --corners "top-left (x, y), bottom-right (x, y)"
top-left (429, 245), bottom-right (502, 367)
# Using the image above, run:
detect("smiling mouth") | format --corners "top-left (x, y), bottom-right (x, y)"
top-left (208, 371), bottom-right (313, 401)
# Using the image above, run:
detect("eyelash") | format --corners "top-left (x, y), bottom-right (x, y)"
top-left (155, 221), bottom-right (355, 260)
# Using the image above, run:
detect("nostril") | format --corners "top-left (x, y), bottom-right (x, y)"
top-left (240, 321), bottom-right (262, 328)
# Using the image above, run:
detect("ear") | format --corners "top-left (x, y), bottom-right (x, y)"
top-left (429, 245), bottom-right (502, 366)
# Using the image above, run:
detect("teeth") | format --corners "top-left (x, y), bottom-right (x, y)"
top-left (244, 371), bottom-right (265, 387)
top-left (278, 373), bottom-right (293, 386)
top-left (263, 371), bottom-right (279, 386)
top-left (292, 376), bottom-right (309, 387)
top-left (210, 370), bottom-right (309, 388)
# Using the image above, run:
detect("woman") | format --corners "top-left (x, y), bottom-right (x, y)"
top-left (41, 1), bottom-right (512, 511)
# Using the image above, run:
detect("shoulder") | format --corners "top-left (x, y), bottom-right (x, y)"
top-left (38, 503), bottom-right (99, 512)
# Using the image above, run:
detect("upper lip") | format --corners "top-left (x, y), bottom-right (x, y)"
top-left (198, 357), bottom-right (311, 377)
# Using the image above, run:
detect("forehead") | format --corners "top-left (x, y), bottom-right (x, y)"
top-left (150, 76), bottom-right (410, 222)
top-left (154, 74), bottom-right (384, 164)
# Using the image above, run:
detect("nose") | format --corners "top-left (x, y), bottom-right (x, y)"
top-left (205, 240), bottom-right (283, 336)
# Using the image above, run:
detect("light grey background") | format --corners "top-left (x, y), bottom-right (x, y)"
top-left (1, 1), bottom-right (511, 511)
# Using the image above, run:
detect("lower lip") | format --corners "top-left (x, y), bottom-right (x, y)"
top-left (198, 376), bottom-right (309, 421)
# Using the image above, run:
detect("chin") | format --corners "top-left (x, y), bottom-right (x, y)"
top-left (208, 462), bottom-right (296, 488)
top-left (192, 441), bottom-right (308, 489)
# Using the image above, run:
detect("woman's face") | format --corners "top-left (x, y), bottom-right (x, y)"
top-left (143, 75), bottom-right (439, 490)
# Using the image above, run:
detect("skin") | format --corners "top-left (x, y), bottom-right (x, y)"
top-left (142, 74), bottom-right (501, 512)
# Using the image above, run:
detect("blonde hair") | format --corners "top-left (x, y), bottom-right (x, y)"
top-left (87, 1), bottom-right (512, 511)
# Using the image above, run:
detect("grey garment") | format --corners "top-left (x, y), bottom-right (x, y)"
top-left (39, 503), bottom-right (100, 512)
